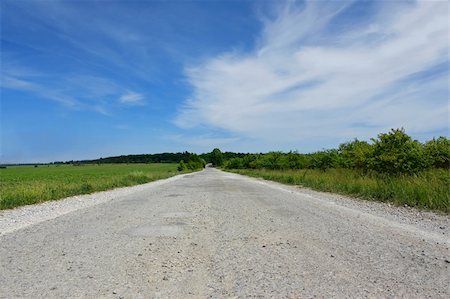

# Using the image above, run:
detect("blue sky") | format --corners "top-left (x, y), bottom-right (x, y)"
top-left (1, 0), bottom-right (448, 163)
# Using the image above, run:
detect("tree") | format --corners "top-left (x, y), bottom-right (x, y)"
top-left (210, 148), bottom-right (224, 167)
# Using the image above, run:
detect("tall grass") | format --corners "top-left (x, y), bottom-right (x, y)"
top-left (0, 164), bottom-right (184, 210)
top-left (227, 168), bottom-right (449, 213)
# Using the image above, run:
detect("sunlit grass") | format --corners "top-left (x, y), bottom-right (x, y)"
top-left (0, 164), bottom-right (183, 210)
top-left (227, 168), bottom-right (449, 213)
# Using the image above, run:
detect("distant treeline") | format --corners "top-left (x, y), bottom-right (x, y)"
top-left (54, 152), bottom-right (200, 165)
top-left (1, 151), bottom-right (247, 168)
top-left (51, 151), bottom-right (247, 167)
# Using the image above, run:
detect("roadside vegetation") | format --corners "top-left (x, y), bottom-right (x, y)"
top-left (0, 163), bottom-right (188, 210)
top-left (177, 154), bottom-right (206, 171)
top-left (221, 129), bottom-right (449, 213)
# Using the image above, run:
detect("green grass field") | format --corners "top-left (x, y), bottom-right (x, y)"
top-left (0, 163), bottom-right (183, 210)
top-left (227, 168), bottom-right (450, 213)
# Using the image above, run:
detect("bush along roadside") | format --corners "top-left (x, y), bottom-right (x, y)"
top-left (177, 153), bottom-right (206, 171)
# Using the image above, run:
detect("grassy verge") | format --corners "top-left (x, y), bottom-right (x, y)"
top-left (0, 163), bottom-right (186, 210)
top-left (226, 168), bottom-right (449, 214)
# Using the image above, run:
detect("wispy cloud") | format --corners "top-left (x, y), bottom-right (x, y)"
top-left (1, 76), bottom-right (80, 108)
top-left (119, 91), bottom-right (145, 105)
top-left (1, 62), bottom-right (145, 113)
top-left (176, 0), bottom-right (448, 149)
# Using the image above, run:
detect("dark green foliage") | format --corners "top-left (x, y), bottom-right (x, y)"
top-left (369, 129), bottom-right (427, 175)
top-left (200, 151), bottom-right (247, 164)
top-left (210, 148), bottom-right (224, 166)
top-left (226, 152), bottom-right (309, 170)
top-left (226, 158), bottom-right (245, 169)
top-left (55, 152), bottom-right (198, 165)
top-left (338, 139), bottom-right (373, 170)
top-left (423, 137), bottom-right (450, 169)
top-left (224, 154), bottom-right (259, 169)
top-left (310, 150), bottom-right (340, 171)
top-left (285, 151), bottom-right (309, 169)
top-left (177, 154), bottom-right (205, 171)
top-left (250, 152), bottom-right (285, 169)
top-left (177, 160), bottom-right (187, 171)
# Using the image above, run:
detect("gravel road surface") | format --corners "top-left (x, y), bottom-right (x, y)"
top-left (1, 168), bottom-right (449, 298)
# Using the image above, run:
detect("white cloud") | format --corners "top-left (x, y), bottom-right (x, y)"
top-left (176, 0), bottom-right (448, 149)
top-left (118, 91), bottom-right (145, 105)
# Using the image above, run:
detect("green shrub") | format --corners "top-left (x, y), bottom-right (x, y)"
top-left (178, 154), bottom-right (205, 171)
top-left (310, 150), bottom-right (340, 171)
top-left (423, 137), bottom-right (450, 169)
top-left (177, 160), bottom-right (187, 171)
top-left (210, 148), bottom-right (224, 166)
top-left (226, 158), bottom-right (245, 169)
top-left (285, 152), bottom-right (310, 169)
top-left (368, 128), bottom-right (427, 175)
top-left (339, 139), bottom-right (373, 170)
top-left (261, 152), bottom-right (286, 169)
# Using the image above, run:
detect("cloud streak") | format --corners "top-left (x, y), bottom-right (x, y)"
top-left (1, 63), bottom-right (145, 114)
top-left (176, 0), bottom-right (448, 150)
top-left (119, 91), bottom-right (145, 105)
top-left (1, 76), bottom-right (80, 108)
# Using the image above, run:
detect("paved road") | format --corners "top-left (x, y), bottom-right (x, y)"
top-left (1, 168), bottom-right (449, 298)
